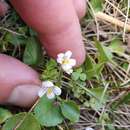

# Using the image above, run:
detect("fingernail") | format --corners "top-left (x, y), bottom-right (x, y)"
top-left (6, 84), bottom-right (41, 107)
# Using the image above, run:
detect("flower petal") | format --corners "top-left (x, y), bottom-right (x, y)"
top-left (66, 68), bottom-right (73, 74)
top-left (69, 59), bottom-right (76, 66)
top-left (46, 91), bottom-right (55, 99)
top-left (53, 86), bottom-right (62, 96)
top-left (62, 64), bottom-right (72, 71)
top-left (57, 57), bottom-right (63, 64)
top-left (42, 81), bottom-right (54, 88)
top-left (38, 87), bottom-right (48, 98)
top-left (64, 51), bottom-right (72, 59)
top-left (57, 53), bottom-right (64, 59)
top-left (85, 127), bottom-right (94, 130)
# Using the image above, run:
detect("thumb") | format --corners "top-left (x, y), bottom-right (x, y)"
top-left (0, 54), bottom-right (41, 107)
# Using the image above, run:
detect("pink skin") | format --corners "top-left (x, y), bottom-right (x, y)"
top-left (11, 0), bottom-right (86, 66)
top-left (0, 54), bottom-right (41, 107)
top-left (0, 1), bottom-right (9, 16)
top-left (0, 0), bottom-right (86, 107)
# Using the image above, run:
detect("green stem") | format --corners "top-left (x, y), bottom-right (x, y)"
top-left (57, 67), bottom-right (63, 86)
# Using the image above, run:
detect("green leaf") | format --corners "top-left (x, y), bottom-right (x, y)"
top-left (18, 26), bottom-right (28, 35)
top-left (99, 113), bottom-right (111, 123)
top-left (90, 88), bottom-right (108, 100)
top-left (96, 63), bottom-right (104, 74)
top-left (79, 73), bottom-right (87, 81)
top-left (29, 28), bottom-right (37, 36)
top-left (2, 113), bottom-right (41, 130)
top-left (76, 68), bottom-right (83, 73)
top-left (95, 40), bottom-right (113, 63)
top-left (85, 55), bottom-right (95, 70)
top-left (69, 80), bottom-right (86, 98)
top-left (46, 59), bottom-right (57, 70)
top-left (109, 39), bottom-right (125, 54)
top-left (89, 97), bottom-right (103, 111)
top-left (23, 37), bottom-right (43, 66)
top-left (72, 68), bottom-right (86, 81)
top-left (84, 55), bottom-right (104, 79)
top-left (72, 72), bottom-right (80, 81)
top-left (4, 33), bottom-right (26, 46)
top-left (34, 96), bottom-right (63, 127)
top-left (90, 0), bottom-right (103, 12)
top-left (60, 100), bottom-right (80, 122)
top-left (0, 108), bottom-right (12, 124)
top-left (41, 59), bottom-right (58, 81)
top-left (106, 124), bottom-right (115, 130)
top-left (86, 63), bottom-right (104, 80)
top-left (89, 88), bottom-right (108, 111)
top-left (122, 63), bottom-right (129, 70)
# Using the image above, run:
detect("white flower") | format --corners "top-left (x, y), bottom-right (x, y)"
top-left (57, 50), bottom-right (76, 74)
top-left (38, 81), bottom-right (62, 99)
top-left (85, 127), bottom-right (94, 130)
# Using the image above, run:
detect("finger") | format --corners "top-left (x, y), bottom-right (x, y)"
top-left (0, 54), bottom-right (41, 107)
top-left (72, 0), bottom-right (86, 19)
top-left (11, 0), bottom-right (86, 66)
top-left (0, 1), bottom-right (9, 16)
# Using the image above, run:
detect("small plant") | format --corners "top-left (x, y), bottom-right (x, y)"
top-left (2, 51), bottom-right (80, 130)
top-left (1, 1), bottom-right (130, 130)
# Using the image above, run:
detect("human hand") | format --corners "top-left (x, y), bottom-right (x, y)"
top-left (0, 0), bottom-right (86, 107)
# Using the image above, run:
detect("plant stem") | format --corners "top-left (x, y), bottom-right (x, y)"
top-left (57, 67), bottom-right (63, 86)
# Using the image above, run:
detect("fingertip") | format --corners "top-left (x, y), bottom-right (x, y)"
top-left (6, 84), bottom-right (40, 107)
top-left (73, 0), bottom-right (86, 19)
top-left (74, 47), bottom-right (86, 67)
top-left (39, 32), bottom-right (86, 67)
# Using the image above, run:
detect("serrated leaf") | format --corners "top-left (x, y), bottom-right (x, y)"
top-left (0, 108), bottom-right (12, 124)
top-left (34, 96), bottom-right (63, 127)
top-left (60, 101), bottom-right (80, 122)
top-left (23, 37), bottom-right (43, 66)
top-left (41, 59), bottom-right (58, 81)
top-left (2, 113), bottom-right (41, 130)
top-left (46, 59), bottom-right (57, 70)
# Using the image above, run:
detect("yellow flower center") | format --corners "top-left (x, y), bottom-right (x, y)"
top-left (47, 88), bottom-right (53, 95)
top-left (62, 59), bottom-right (70, 64)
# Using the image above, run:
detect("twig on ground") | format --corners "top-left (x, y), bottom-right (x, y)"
top-left (95, 12), bottom-right (130, 31)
